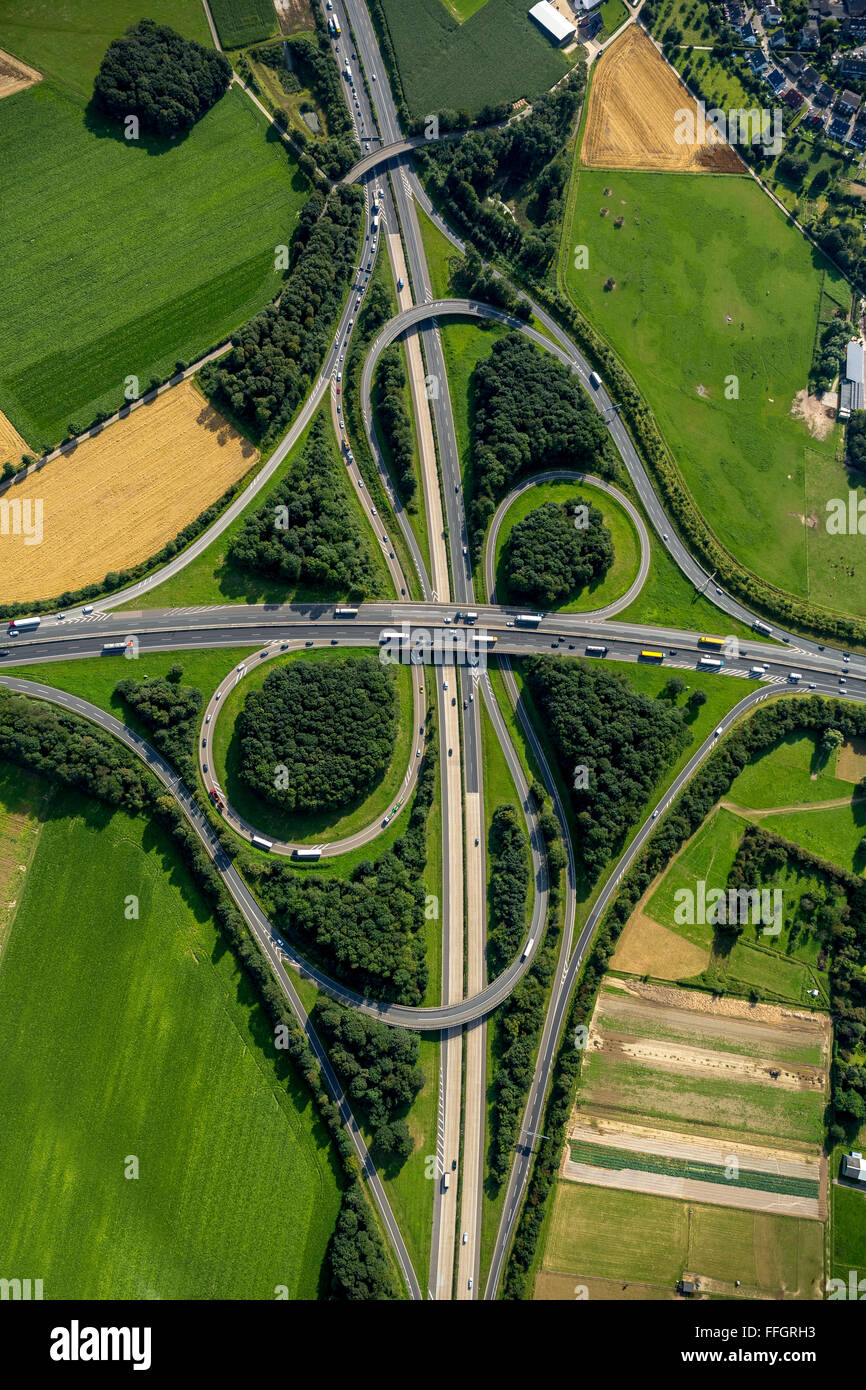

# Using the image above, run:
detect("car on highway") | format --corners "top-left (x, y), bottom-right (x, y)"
top-left (462, 1232), bottom-right (468, 1245)
top-left (663, 532), bottom-right (669, 540)
top-left (442, 680), bottom-right (447, 689)
top-left (444, 616), bottom-right (451, 624)
top-left (0, 649), bottom-right (9, 658)
top-left (371, 506), bottom-right (376, 515)
top-left (448, 747), bottom-right (452, 756)
top-left (336, 371), bottom-right (341, 381)
top-left (56, 612), bottom-right (65, 620)
top-left (82, 605), bottom-right (94, 615)
top-left (844, 653), bottom-right (851, 662)
top-left (652, 809), bottom-right (659, 819)
top-left (714, 727), bottom-right (722, 736)
top-left (205, 713), bottom-right (211, 723)
top-left (214, 690), bottom-right (221, 699)
top-left (468, 1278), bottom-right (473, 1291)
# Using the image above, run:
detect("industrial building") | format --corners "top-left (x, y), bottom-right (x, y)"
top-left (528, 0), bottom-right (577, 45)
top-left (839, 340), bottom-right (865, 421)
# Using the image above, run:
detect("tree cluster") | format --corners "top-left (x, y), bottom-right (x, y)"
top-left (488, 805), bottom-right (530, 976)
top-left (94, 19), bottom-right (231, 135)
top-left (313, 1000), bottom-right (424, 1163)
top-left (114, 671), bottom-right (202, 784)
top-left (201, 183), bottom-right (363, 442)
top-left (505, 498), bottom-right (613, 606)
top-left (327, 1180), bottom-right (397, 1299)
top-left (373, 346), bottom-right (416, 502)
top-left (228, 416), bottom-right (381, 597)
top-left (470, 334), bottom-right (612, 550)
top-left (525, 656), bottom-right (691, 881)
top-left (238, 657), bottom-right (397, 813)
top-left (847, 409), bottom-right (866, 471)
top-left (249, 734), bottom-right (437, 1004)
top-left (811, 315), bottom-right (850, 394)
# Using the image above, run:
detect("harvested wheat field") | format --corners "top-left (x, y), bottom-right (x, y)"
top-left (612, 909), bottom-right (710, 980)
top-left (0, 407), bottom-right (31, 464)
top-left (0, 48), bottom-right (41, 100)
top-left (1, 381), bottom-right (258, 603)
top-left (836, 737), bottom-right (866, 784)
top-left (581, 25), bottom-right (743, 173)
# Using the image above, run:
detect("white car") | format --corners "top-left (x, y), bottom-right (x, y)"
top-left (714, 726), bottom-right (722, 737)
top-left (205, 713), bottom-right (211, 723)
top-left (444, 616), bottom-right (451, 624)
top-left (336, 371), bottom-right (342, 381)
top-left (443, 680), bottom-right (448, 690)
top-left (468, 1277), bottom-right (472, 1290)
top-left (652, 809), bottom-right (659, 819)
top-left (462, 1232), bottom-right (468, 1245)
top-left (371, 506), bottom-right (377, 516)
top-left (215, 690), bottom-right (221, 700)
top-left (372, 73), bottom-right (377, 81)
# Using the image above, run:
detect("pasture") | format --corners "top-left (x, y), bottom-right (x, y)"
top-left (563, 167), bottom-right (854, 613)
top-left (0, 81), bottom-right (307, 446)
top-left (728, 732), bottom-right (852, 810)
top-left (378, 0), bottom-right (570, 119)
top-left (0, 773), bottom-right (341, 1298)
top-left (2, 381), bottom-right (258, 604)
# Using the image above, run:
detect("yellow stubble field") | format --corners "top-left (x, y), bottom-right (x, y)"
top-left (581, 25), bottom-right (743, 173)
top-left (1, 380), bottom-right (258, 603)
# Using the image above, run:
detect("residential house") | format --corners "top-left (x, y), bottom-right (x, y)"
top-left (769, 27), bottom-right (789, 45)
top-left (837, 86), bottom-right (862, 114)
top-left (800, 63), bottom-right (820, 88)
top-left (750, 47), bottom-right (770, 71)
top-left (838, 52), bottom-right (866, 78)
top-left (800, 17), bottom-right (820, 45)
top-left (814, 79), bottom-right (836, 105)
top-left (766, 65), bottom-right (788, 90)
top-left (784, 85), bottom-right (805, 106)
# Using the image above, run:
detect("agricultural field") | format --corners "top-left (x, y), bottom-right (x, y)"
top-left (581, 26), bottom-right (742, 173)
top-left (211, 647), bottom-right (415, 845)
top-left (831, 1182), bottom-right (866, 1285)
top-left (728, 731), bottom-right (856, 811)
top-left (2, 380), bottom-right (258, 603)
top-left (378, 0), bottom-right (571, 119)
top-left (130, 406), bottom-right (393, 609)
top-left (209, 0), bottom-right (278, 49)
top-left (537, 1182), bottom-right (823, 1298)
top-left (0, 80), bottom-right (308, 446)
top-left (274, 0), bottom-right (316, 36)
top-left (0, 46), bottom-right (40, 98)
top-left (0, 771), bottom-right (341, 1298)
top-left (0, 406), bottom-right (31, 462)
top-left (579, 980), bottom-right (830, 1149)
top-left (0, 0), bottom-right (211, 95)
top-left (490, 478), bottom-right (642, 611)
top-left (648, 0), bottom-right (715, 46)
top-left (563, 165), bottom-right (858, 615)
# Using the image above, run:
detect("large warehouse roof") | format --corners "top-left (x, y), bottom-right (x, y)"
top-left (529, 1), bottom-right (577, 43)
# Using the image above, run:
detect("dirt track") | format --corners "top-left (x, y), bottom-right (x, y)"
top-left (581, 26), bottom-right (743, 173)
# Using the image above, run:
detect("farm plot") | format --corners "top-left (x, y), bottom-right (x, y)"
top-left (1, 380), bottom-right (258, 603)
top-left (538, 1182), bottom-right (822, 1298)
top-left (581, 25), bottom-right (743, 173)
top-left (0, 47), bottom-right (40, 99)
top-left (579, 980), bottom-right (830, 1150)
top-left (0, 81), bottom-right (308, 446)
top-left (0, 407), bottom-right (31, 462)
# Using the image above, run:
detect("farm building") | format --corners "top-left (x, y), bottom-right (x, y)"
top-left (576, 8), bottom-right (603, 39)
top-left (839, 342), bottom-right (865, 420)
top-left (529, 0), bottom-right (577, 44)
top-left (841, 1151), bottom-right (866, 1181)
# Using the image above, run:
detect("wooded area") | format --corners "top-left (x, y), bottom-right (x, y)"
top-left (94, 20), bottom-right (231, 135)
top-left (504, 498), bottom-right (613, 606)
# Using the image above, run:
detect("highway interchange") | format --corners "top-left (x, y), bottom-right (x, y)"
top-left (4, 0), bottom-right (866, 1303)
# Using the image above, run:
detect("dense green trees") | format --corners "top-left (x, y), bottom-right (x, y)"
top-left (811, 316), bottom-right (850, 393)
top-left (94, 20), bottom-right (231, 135)
top-left (201, 184), bottom-right (363, 442)
top-left (238, 658), bottom-right (397, 813)
top-left (327, 1181), bottom-right (397, 1299)
top-left (284, 33), bottom-right (360, 180)
top-left (847, 410), bottom-right (866, 470)
top-left (249, 735), bottom-right (437, 1003)
top-left (504, 498), bottom-right (613, 606)
top-left (373, 347), bottom-right (416, 502)
top-left (313, 1000), bottom-right (424, 1162)
top-left (525, 657), bottom-right (691, 881)
top-left (114, 672), bottom-right (202, 784)
top-left (228, 417), bottom-right (381, 596)
top-left (488, 805), bottom-right (530, 976)
top-left (470, 335), bottom-right (612, 548)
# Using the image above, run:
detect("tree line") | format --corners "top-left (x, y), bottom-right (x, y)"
top-left (114, 667), bottom-right (201, 786)
top-left (470, 334), bottom-right (613, 555)
top-left (525, 656), bottom-right (692, 882)
top-left (228, 415), bottom-right (383, 597)
top-left (238, 657), bottom-right (398, 814)
top-left (487, 805), bottom-right (530, 977)
top-left (200, 183), bottom-right (363, 443)
top-left (247, 728), bottom-right (437, 1004)
top-left (373, 346), bottom-right (417, 503)
top-left (505, 498), bottom-right (613, 607)
top-left (94, 19), bottom-right (231, 136)
top-left (0, 686), bottom-right (397, 1297)
top-left (312, 1000), bottom-right (424, 1164)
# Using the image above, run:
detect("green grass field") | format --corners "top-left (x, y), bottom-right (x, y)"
top-left (491, 478), bottom-right (641, 612)
top-left (379, 0), bottom-right (571, 119)
top-left (831, 1182), bottom-right (866, 1285)
top-left (647, 805), bottom-right (749, 951)
top-left (417, 204), bottom-right (460, 300)
top-left (647, 0), bottom-right (716, 45)
top-left (598, 0), bottom-right (629, 39)
top-left (0, 0), bottom-right (212, 95)
top-left (209, 0), bottom-right (278, 48)
top-left (542, 1182), bottom-right (822, 1296)
top-left (760, 803), bottom-right (866, 876)
top-left (124, 408), bottom-right (393, 609)
top-left (0, 763), bottom-right (340, 1298)
top-left (0, 80), bottom-right (308, 446)
top-left (211, 647), bottom-right (414, 844)
top-left (729, 733), bottom-right (853, 810)
top-left (562, 168), bottom-right (861, 617)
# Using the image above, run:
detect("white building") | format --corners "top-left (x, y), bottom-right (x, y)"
top-left (840, 340), bottom-right (865, 420)
top-left (529, 1), bottom-right (577, 45)
top-left (842, 1151), bottom-right (866, 1182)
